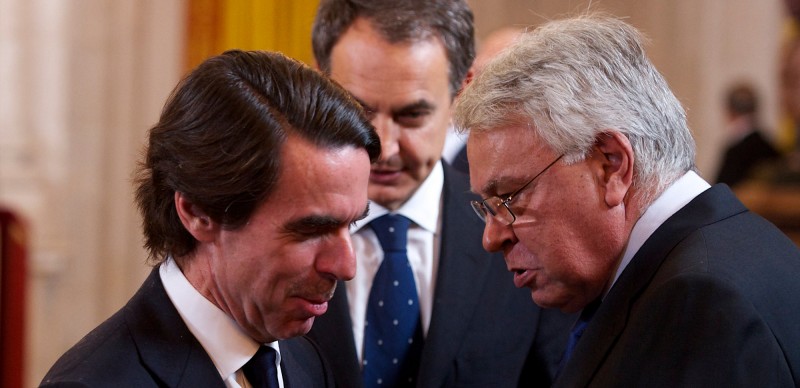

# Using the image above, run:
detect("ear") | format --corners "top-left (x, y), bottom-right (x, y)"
top-left (174, 192), bottom-right (219, 243)
top-left (455, 69), bottom-right (475, 98)
top-left (591, 131), bottom-right (634, 208)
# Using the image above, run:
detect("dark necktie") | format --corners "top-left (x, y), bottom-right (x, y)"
top-left (243, 346), bottom-right (279, 388)
top-left (556, 298), bottom-right (601, 377)
top-left (362, 214), bottom-right (423, 388)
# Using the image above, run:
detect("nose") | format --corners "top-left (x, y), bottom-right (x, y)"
top-left (482, 216), bottom-right (516, 253)
top-left (316, 228), bottom-right (357, 281)
top-left (372, 114), bottom-right (400, 160)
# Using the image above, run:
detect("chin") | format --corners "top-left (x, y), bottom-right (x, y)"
top-left (369, 191), bottom-right (409, 211)
top-left (290, 317), bottom-right (316, 337)
top-left (531, 289), bottom-right (568, 311)
top-left (267, 318), bottom-right (315, 341)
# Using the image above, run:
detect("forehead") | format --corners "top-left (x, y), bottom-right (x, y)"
top-left (328, 18), bottom-right (450, 103)
top-left (467, 124), bottom-right (551, 195)
top-left (265, 136), bottom-right (370, 214)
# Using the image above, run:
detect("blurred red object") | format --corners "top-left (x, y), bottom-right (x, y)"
top-left (1, 208), bottom-right (27, 388)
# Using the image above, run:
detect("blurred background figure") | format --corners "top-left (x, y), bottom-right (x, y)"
top-left (780, 36), bottom-right (800, 177)
top-left (715, 82), bottom-right (780, 187)
top-left (445, 26), bottom-right (523, 174)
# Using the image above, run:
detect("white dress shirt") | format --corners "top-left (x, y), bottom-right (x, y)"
top-left (160, 258), bottom-right (285, 388)
top-left (608, 171), bottom-right (711, 292)
top-left (442, 126), bottom-right (467, 164)
top-left (347, 161), bottom-right (444, 362)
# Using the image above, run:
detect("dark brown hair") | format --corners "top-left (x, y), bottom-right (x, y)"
top-left (312, 0), bottom-right (475, 98)
top-left (134, 50), bottom-right (380, 263)
top-left (726, 83), bottom-right (758, 115)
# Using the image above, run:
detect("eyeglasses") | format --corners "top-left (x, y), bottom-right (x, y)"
top-left (471, 154), bottom-right (564, 225)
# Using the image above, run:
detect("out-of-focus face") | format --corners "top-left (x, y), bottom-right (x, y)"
top-left (185, 135), bottom-right (371, 343)
top-left (468, 124), bottom-right (629, 313)
top-left (329, 17), bottom-right (453, 210)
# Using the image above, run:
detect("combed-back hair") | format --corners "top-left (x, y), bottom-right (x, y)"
top-left (454, 14), bottom-right (696, 206)
top-left (134, 50), bottom-right (380, 264)
top-left (312, 0), bottom-right (475, 98)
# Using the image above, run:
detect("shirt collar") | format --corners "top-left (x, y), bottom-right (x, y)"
top-left (352, 161), bottom-right (444, 233)
top-left (610, 171), bottom-right (711, 289)
top-left (160, 258), bottom-right (281, 380)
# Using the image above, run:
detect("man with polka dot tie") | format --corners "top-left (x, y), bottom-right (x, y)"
top-left (308, 1), bottom-right (575, 387)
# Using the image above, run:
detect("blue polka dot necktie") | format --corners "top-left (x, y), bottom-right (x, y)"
top-left (243, 346), bottom-right (279, 388)
top-left (362, 214), bottom-right (423, 388)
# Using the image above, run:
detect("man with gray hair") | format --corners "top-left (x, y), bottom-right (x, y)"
top-left (455, 14), bottom-right (800, 387)
top-left (308, 0), bottom-right (573, 387)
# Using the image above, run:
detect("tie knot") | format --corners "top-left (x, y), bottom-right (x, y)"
top-left (371, 214), bottom-right (411, 253)
top-left (243, 346), bottom-right (279, 388)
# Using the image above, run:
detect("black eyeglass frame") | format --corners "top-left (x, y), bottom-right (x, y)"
top-left (471, 154), bottom-right (565, 225)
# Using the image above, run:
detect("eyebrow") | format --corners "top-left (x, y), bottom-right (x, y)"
top-left (349, 97), bottom-right (436, 115)
top-left (395, 99), bottom-right (436, 113)
top-left (284, 215), bottom-right (346, 234)
top-left (475, 172), bottom-right (531, 198)
top-left (474, 177), bottom-right (502, 198)
top-left (284, 202), bottom-right (370, 233)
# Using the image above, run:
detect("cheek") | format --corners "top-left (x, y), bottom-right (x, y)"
top-left (404, 126), bottom-right (447, 162)
top-left (516, 211), bottom-right (591, 275)
top-left (237, 242), bottom-right (312, 302)
top-left (398, 135), bottom-right (429, 165)
top-left (270, 242), bottom-right (318, 276)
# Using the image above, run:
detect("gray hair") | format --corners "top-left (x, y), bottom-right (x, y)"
top-left (454, 14), bottom-right (696, 206)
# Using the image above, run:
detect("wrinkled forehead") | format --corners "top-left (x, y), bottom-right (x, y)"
top-left (466, 125), bottom-right (552, 196)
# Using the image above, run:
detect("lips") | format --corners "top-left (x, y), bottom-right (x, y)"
top-left (513, 269), bottom-right (536, 289)
top-left (298, 295), bottom-right (331, 317)
top-left (370, 168), bottom-right (402, 184)
top-left (292, 283), bottom-right (335, 316)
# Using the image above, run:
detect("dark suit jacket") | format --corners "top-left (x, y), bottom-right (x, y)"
top-left (40, 268), bottom-right (335, 387)
top-left (554, 184), bottom-right (800, 387)
top-left (309, 163), bottom-right (573, 388)
top-left (451, 145), bottom-right (470, 175)
top-left (715, 130), bottom-right (779, 187)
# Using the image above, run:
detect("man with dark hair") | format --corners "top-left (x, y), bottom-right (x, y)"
top-left (41, 49), bottom-right (380, 387)
top-left (715, 83), bottom-right (780, 187)
top-left (456, 15), bottom-right (800, 386)
top-left (308, 1), bottom-right (571, 387)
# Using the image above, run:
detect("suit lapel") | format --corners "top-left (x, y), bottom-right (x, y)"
top-left (279, 347), bottom-right (299, 388)
top-left (417, 163), bottom-right (495, 386)
top-left (279, 337), bottom-right (330, 388)
top-left (556, 185), bottom-right (747, 387)
top-left (125, 269), bottom-right (225, 388)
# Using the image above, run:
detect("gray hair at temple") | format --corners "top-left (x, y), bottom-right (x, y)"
top-left (454, 14), bottom-right (696, 206)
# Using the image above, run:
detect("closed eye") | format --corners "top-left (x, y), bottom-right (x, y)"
top-left (350, 203), bottom-right (370, 228)
top-left (284, 215), bottom-right (345, 238)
